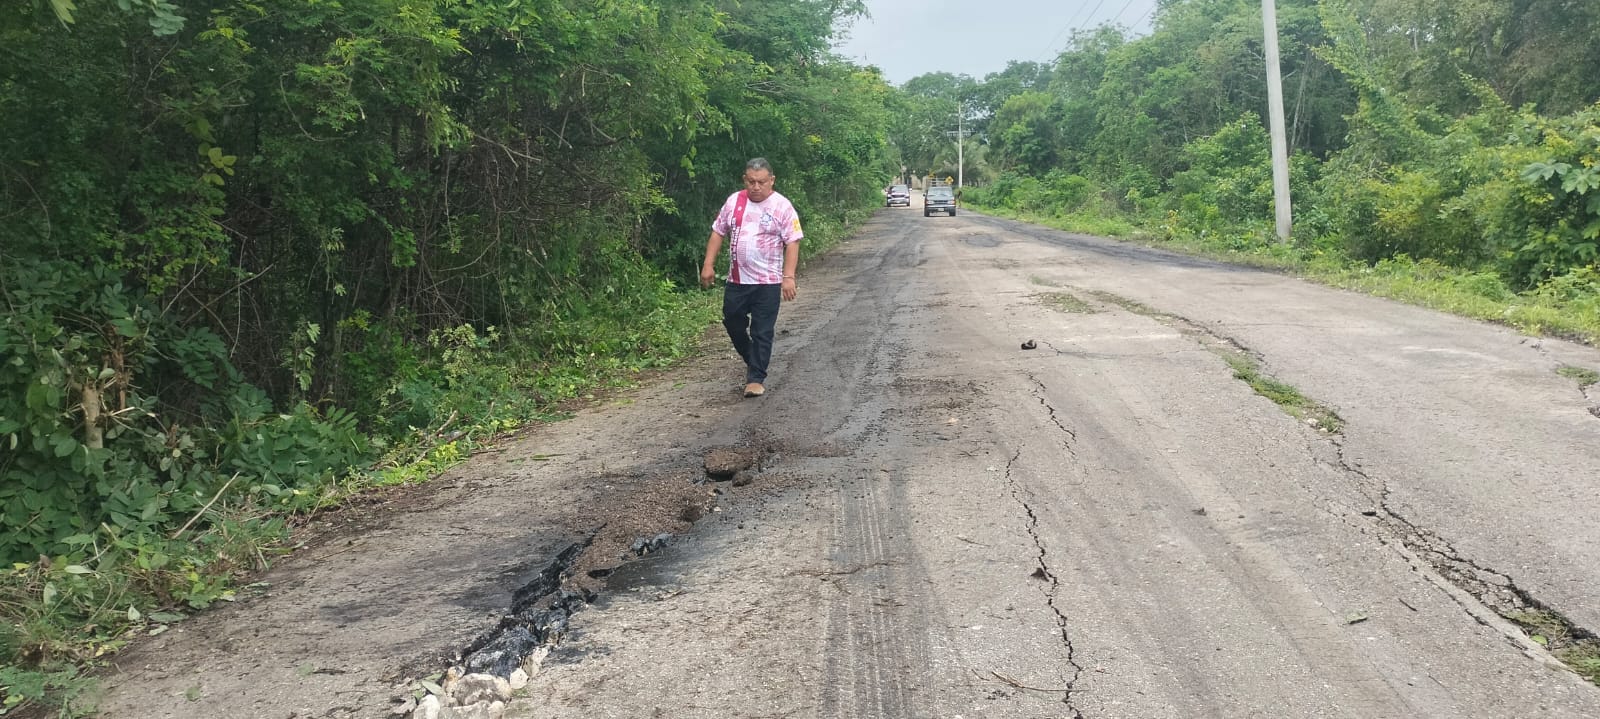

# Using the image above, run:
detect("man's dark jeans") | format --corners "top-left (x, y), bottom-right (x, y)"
top-left (722, 282), bottom-right (781, 384)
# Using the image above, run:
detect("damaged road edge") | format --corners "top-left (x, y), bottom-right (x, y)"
top-left (1092, 289), bottom-right (1600, 687)
top-left (394, 537), bottom-right (595, 717)
top-left (1333, 444), bottom-right (1600, 685)
top-left (394, 442), bottom-right (779, 717)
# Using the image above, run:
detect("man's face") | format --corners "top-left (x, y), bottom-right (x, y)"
top-left (744, 169), bottom-right (775, 202)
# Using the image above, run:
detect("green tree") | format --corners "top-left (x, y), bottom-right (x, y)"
top-left (990, 91), bottom-right (1062, 175)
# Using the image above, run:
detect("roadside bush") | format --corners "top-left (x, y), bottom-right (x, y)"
top-left (963, 171), bottom-right (1101, 217)
top-left (1315, 95), bottom-right (1600, 288)
top-left (1169, 114), bottom-right (1274, 232)
top-left (0, 258), bottom-right (360, 561)
top-left (1533, 265), bottom-right (1600, 314)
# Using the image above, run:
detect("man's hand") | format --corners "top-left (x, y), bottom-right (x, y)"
top-left (701, 231), bottom-right (724, 289)
top-left (781, 277), bottom-right (797, 301)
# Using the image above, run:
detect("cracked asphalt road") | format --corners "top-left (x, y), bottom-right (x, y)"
top-left (99, 200), bottom-right (1600, 718)
top-left (510, 204), bottom-right (1600, 718)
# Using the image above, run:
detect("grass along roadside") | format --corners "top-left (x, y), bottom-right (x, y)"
top-left (968, 204), bottom-right (1600, 346)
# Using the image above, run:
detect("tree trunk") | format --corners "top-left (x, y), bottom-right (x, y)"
top-left (81, 382), bottom-right (104, 450)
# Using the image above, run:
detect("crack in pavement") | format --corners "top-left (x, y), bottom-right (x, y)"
top-left (1327, 440), bottom-right (1599, 660)
top-left (1522, 339), bottom-right (1600, 421)
top-left (1035, 337), bottom-right (1210, 361)
top-left (1082, 290), bottom-right (1265, 364)
top-left (1084, 290), bottom-right (1343, 434)
top-left (1001, 448), bottom-right (1086, 717)
top-left (1573, 383), bottom-right (1600, 421)
top-left (455, 537), bottom-right (596, 679)
top-left (1025, 372), bottom-right (1079, 460)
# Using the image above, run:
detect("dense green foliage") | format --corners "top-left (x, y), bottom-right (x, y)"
top-left (915, 0), bottom-right (1599, 337)
top-left (1, 1), bottom-right (889, 712)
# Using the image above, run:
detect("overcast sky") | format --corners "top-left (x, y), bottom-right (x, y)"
top-left (832, 0), bottom-right (1161, 85)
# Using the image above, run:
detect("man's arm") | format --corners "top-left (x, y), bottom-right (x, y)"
top-left (781, 240), bottom-right (800, 301)
top-left (700, 231), bottom-right (724, 289)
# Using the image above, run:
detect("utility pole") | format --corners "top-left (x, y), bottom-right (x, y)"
top-left (946, 100), bottom-right (972, 190)
top-left (1262, 0), bottom-right (1292, 241)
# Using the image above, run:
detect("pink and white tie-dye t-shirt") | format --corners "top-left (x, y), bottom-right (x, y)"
top-left (712, 190), bottom-right (804, 285)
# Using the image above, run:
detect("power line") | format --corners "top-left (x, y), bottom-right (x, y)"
top-left (1108, 0), bottom-right (1143, 27)
top-left (1034, 0), bottom-right (1111, 63)
top-left (1130, 1), bottom-right (1159, 29)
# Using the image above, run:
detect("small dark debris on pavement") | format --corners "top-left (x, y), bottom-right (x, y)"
top-left (631, 533), bottom-right (673, 556)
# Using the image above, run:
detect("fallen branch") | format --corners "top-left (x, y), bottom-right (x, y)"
top-left (430, 410), bottom-right (460, 441)
top-left (170, 472), bottom-right (241, 539)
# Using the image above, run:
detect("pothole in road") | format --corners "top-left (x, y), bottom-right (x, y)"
top-left (394, 440), bottom-right (786, 716)
top-left (459, 540), bottom-right (594, 677)
top-left (702, 445), bottom-right (766, 486)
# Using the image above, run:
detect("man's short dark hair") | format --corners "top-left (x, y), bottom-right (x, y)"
top-left (745, 157), bottom-right (773, 175)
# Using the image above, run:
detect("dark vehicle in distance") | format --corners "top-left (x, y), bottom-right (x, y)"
top-left (923, 185), bottom-right (956, 216)
top-left (885, 184), bottom-right (911, 207)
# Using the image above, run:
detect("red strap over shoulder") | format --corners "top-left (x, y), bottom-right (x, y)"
top-left (729, 190), bottom-right (749, 283)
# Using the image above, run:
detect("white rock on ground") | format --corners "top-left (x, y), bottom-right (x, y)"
top-left (412, 694), bottom-right (442, 719)
top-left (441, 665), bottom-right (462, 695)
top-left (441, 700), bottom-right (505, 719)
top-left (519, 646), bottom-right (550, 676)
top-left (452, 673), bottom-right (512, 705)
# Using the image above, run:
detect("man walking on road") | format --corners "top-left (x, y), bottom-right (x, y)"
top-left (700, 158), bottom-right (803, 398)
